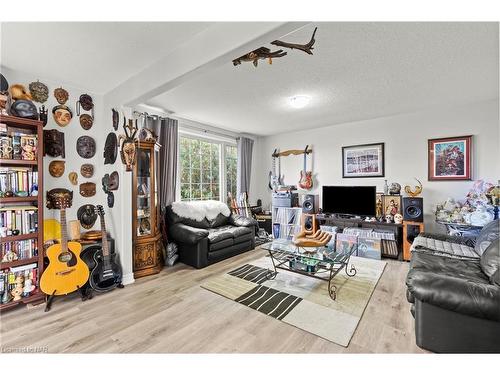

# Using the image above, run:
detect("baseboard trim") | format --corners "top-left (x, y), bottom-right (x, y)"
top-left (121, 272), bottom-right (135, 285)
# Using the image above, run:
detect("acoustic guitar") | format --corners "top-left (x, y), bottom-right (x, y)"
top-left (87, 205), bottom-right (123, 292)
top-left (40, 189), bottom-right (89, 296)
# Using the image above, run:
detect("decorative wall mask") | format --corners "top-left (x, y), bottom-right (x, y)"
top-left (79, 114), bottom-right (93, 130)
top-left (76, 136), bottom-right (96, 159)
top-left (38, 105), bottom-right (48, 126)
top-left (101, 174), bottom-right (110, 193)
top-left (109, 171), bottom-right (119, 190)
top-left (137, 127), bottom-right (156, 142)
top-left (0, 91), bottom-right (9, 116)
top-left (107, 191), bottom-right (115, 208)
top-left (68, 172), bottom-right (78, 185)
top-left (54, 87), bottom-right (69, 104)
top-left (0, 73), bottom-right (8, 92)
top-left (104, 132), bottom-right (117, 164)
top-left (112, 108), bottom-right (119, 130)
top-left (118, 118), bottom-right (138, 172)
top-left (52, 104), bottom-right (73, 126)
top-left (10, 100), bottom-right (38, 119)
top-left (80, 164), bottom-right (94, 178)
top-left (79, 182), bottom-right (96, 197)
top-left (29, 80), bottom-right (49, 103)
top-left (76, 94), bottom-right (94, 117)
top-left (77, 204), bottom-right (97, 229)
top-left (9, 84), bottom-right (32, 100)
top-left (43, 129), bottom-right (65, 158)
top-left (48, 160), bottom-right (65, 177)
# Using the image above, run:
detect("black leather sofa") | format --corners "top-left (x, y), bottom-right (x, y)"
top-left (165, 204), bottom-right (258, 269)
top-left (406, 220), bottom-right (500, 353)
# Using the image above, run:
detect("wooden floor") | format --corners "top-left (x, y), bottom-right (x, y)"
top-left (0, 249), bottom-right (425, 353)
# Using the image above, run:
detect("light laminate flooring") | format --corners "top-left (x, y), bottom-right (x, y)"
top-left (0, 249), bottom-right (425, 353)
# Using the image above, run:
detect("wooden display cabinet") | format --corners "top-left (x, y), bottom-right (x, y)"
top-left (132, 140), bottom-right (163, 278)
top-left (0, 115), bottom-right (45, 311)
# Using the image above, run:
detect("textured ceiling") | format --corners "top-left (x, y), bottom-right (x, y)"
top-left (147, 22), bottom-right (499, 136)
top-left (1, 22), bottom-right (213, 93)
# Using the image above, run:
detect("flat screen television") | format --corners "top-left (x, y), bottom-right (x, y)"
top-left (322, 185), bottom-right (376, 217)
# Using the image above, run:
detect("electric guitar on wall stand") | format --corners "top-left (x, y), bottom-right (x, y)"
top-left (268, 149), bottom-right (284, 191)
top-left (87, 205), bottom-right (123, 293)
top-left (298, 145), bottom-right (313, 190)
top-left (40, 189), bottom-right (90, 311)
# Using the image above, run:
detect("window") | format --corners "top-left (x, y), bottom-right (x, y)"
top-left (225, 144), bottom-right (237, 201)
top-left (179, 135), bottom-right (238, 203)
top-left (180, 137), bottom-right (220, 201)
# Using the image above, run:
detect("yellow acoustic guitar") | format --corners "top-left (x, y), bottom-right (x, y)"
top-left (41, 189), bottom-right (89, 297)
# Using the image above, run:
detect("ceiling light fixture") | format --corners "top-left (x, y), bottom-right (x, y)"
top-left (289, 95), bottom-right (311, 109)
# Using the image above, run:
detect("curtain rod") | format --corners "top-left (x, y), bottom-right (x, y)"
top-left (133, 110), bottom-right (170, 120)
top-left (180, 123), bottom-right (237, 141)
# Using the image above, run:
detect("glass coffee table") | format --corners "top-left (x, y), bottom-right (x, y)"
top-left (260, 239), bottom-right (357, 300)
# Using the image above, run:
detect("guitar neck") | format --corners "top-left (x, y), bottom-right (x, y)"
top-left (60, 208), bottom-right (68, 252)
top-left (99, 215), bottom-right (110, 259)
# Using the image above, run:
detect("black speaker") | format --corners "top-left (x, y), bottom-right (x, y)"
top-left (302, 194), bottom-right (319, 214)
top-left (403, 197), bottom-right (424, 222)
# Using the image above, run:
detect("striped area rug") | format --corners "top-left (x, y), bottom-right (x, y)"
top-left (202, 255), bottom-right (386, 347)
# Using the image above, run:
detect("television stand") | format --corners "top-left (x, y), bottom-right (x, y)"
top-left (317, 216), bottom-right (403, 259)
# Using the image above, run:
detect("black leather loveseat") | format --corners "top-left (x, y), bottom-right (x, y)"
top-left (165, 202), bottom-right (258, 269)
top-left (406, 220), bottom-right (500, 353)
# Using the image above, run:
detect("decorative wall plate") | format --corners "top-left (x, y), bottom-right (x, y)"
top-left (52, 104), bottom-right (73, 127)
top-left (10, 100), bottom-right (38, 119)
top-left (48, 160), bottom-right (65, 177)
top-left (77, 204), bottom-right (97, 229)
top-left (80, 164), bottom-right (94, 178)
top-left (43, 129), bottom-right (65, 158)
top-left (68, 172), bottom-right (78, 185)
top-left (79, 114), bottom-right (93, 130)
top-left (112, 108), bottom-right (119, 130)
top-left (79, 182), bottom-right (96, 197)
top-left (76, 136), bottom-right (96, 159)
top-left (104, 132), bottom-right (117, 164)
top-left (29, 80), bottom-right (49, 103)
top-left (54, 87), bottom-right (69, 104)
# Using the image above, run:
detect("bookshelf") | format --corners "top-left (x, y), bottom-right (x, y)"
top-left (271, 206), bottom-right (302, 240)
top-left (0, 115), bottom-right (44, 311)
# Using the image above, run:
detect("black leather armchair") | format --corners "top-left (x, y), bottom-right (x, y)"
top-left (406, 220), bottom-right (500, 353)
top-left (165, 205), bottom-right (257, 269)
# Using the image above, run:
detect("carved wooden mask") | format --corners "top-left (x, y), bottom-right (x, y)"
top-left (76, 136), bottom-right (96, 159)
top-left (43, 129), bottom-right (65, 158)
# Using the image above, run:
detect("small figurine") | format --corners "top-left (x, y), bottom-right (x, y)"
top-left (385, 214), bottom-right (393, 223)
top-left (2, 249), bottom-right (18, 262)
top-left (394, 213), bottom-right (403, 224)
top-left (21, 140), bottom-right (36, 160)
top-left (11, 275), bottom-right (24, 301)
top-left (22, 278), bottom-right (35, 297)
top-left (389, 182), bottom-right (401, 195)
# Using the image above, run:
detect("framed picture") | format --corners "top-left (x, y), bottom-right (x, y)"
top-left (428, 135), bottom-right (472, 181)
top-left (382, 195), bottom-right (402, 217)
top-left (342, 143), bottom-right (384, 178)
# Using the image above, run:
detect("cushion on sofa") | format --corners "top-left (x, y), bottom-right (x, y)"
top-left (207, 225), bottom-right (253, 244)
top-left (474, 219), bottom-right (499, 256)
top-left (480, 238), bottom-right (500, 280)
top-left (406, 251), bottom-right (500, 321)
top-left (411, 233), bottom-right (479, 259)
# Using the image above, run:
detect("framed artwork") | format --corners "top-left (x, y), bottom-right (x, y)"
top-left (382, 195), bottom-right (402, 217)
top-left (342, 143), bottom-right (384, 178)
top-left (428, 135), bottom-right (472, 181)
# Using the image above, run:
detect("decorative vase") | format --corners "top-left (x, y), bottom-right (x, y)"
top-left (383, 180), bottom-right (389, 195)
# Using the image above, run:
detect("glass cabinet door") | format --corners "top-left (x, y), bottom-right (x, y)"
top-left (136, 148), bottom-right (152, 237)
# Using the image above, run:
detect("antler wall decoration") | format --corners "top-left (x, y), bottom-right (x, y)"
top-left (233, 27), bottom-right (318, 67)
top-left (271, 27), bottom-right (318, 55)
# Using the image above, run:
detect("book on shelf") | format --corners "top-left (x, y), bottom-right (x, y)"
top-left (0, 167), bottom-right (38, 197)
top-left (1, 238), bottom-right (38, 263)
top-left (0, 206), bottom-right (38, 237)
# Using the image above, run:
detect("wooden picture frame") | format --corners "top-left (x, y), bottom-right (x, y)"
top-left (428, 135), bottom-right (472, 181)
top-left (342, 142), bottom-right (385, 178)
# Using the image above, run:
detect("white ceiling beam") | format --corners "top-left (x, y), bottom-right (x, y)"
top-left (104, 22), bottom-right (310, 107)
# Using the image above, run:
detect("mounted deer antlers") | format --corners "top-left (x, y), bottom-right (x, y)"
top-left (271, 27), bottom-right (317, 55)
top-left (233, 47), bottom-right (287, 67)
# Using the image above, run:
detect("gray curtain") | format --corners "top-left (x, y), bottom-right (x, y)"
top-left (237, 136), bottom-right (254, 197)
top-left (145, 116), bottom-right (178, 209)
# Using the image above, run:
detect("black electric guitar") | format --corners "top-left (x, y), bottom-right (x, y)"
top-left (88, 205), bottom-right (123, 292)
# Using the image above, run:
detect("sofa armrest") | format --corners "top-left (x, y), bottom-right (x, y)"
top-left (169, 223), bottom-right (209, 245)
top-left (229, 214), bottom-right (258, 228)
top-left (418, 232), bottom-right (476, 246)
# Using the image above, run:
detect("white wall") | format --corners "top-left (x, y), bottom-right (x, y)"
top-left (251, 99), bottom-right (499, 232)
top-left (1, 67), bottom-right (134, 283)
